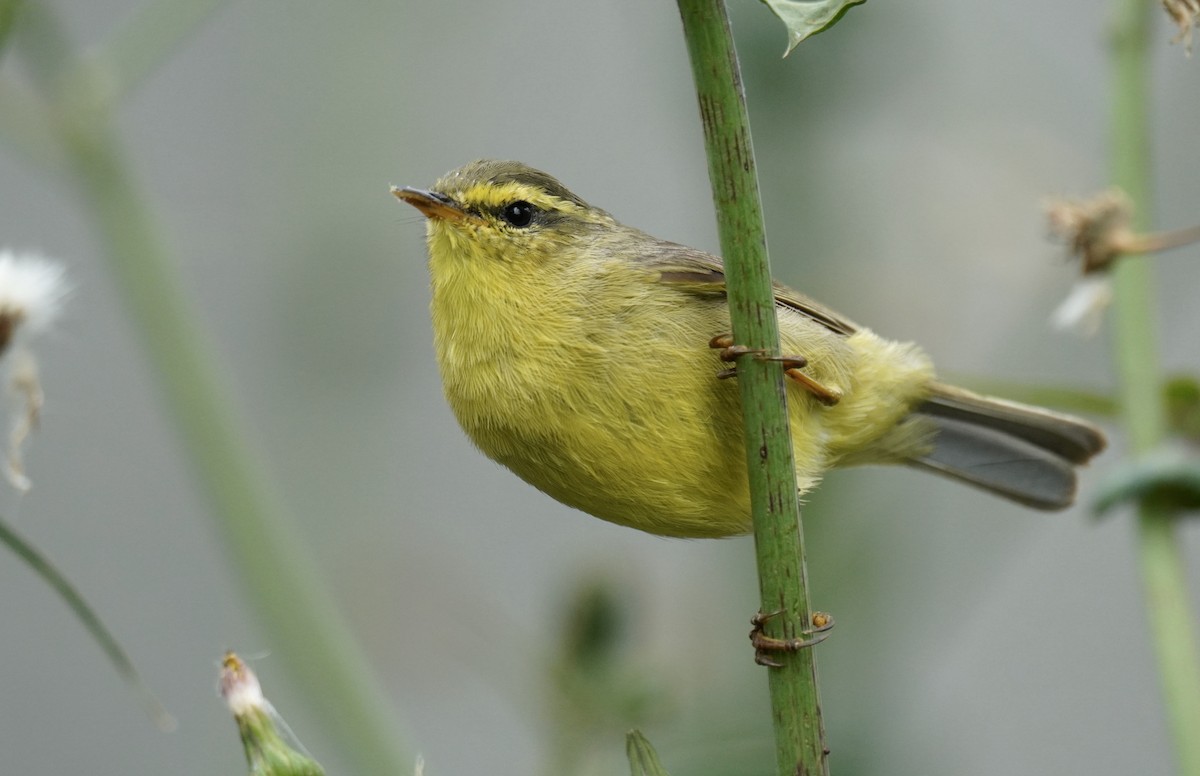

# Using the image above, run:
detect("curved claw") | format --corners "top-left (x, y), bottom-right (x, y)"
top-left (750, 610), bottom-right (835, 668)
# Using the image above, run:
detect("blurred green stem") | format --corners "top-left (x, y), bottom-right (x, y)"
top-left (677, 1), bottom-right (828, 775)
top-left (0, 514), bottom-right (173, 730)
top-left (0, 0), bottom-right (22, 58)
top-left (1108, 2), bottom-right (1200, 774)
top-left (11, 5), bottom-right (412, 774)
top-left (89, 0), bottom-right (228, 104)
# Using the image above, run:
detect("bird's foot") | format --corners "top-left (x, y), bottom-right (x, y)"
top-left (708, 334), bottom-right (842, 406)
top-left (750, 609), bottom-right (834, 667)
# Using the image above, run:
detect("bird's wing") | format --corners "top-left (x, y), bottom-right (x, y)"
top-left (647, 241), bottom-right (860, 336)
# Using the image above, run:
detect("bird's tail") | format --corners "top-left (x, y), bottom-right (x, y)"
top-left (906, 382), bottom-right (1107, 510)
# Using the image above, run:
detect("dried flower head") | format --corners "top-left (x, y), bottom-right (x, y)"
top-left (0, 250), bottom-right (67, 490)
top-left (1045, 189), bottom-right (1135, 276)
top-left (1044, 189), bottom-right (1137, 337)
top-left (1164, 0), bottom-right (1200, 55)
top-left (1046, 189), bottom-right (1200, 335)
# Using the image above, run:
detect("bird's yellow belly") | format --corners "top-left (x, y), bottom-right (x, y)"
top-left (431, 272), bottom-right (931, 538)
top-left (437, 326), bottom-right (760, 537)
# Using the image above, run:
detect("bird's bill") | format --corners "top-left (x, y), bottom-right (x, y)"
top-left (391, 186), bottom-right (480, 223)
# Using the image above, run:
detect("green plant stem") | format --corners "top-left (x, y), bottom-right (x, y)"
top-left (12, 6), bottom-right (413, 775)
top-left (0, 0), bottom-right (23, 58)
top-left (0, 78), bottom-right (62, 169)
top-left (1108, 2), bottom-right (1200, 774)
top-left (89, 0), bottom-right (228, 105)
top-left (0, 514), bottom-right (174, 730)
top-left (68, 120), bottom-right (413, 776)
top-left (676, 2), bottom-right (827, 774)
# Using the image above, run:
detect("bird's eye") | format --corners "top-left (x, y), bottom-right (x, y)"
top-left (500, 200), bottom-right (536, 228)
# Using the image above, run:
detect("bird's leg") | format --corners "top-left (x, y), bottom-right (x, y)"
top-left (708, 334), bottom-right (842, 406)
top-left (750, 609), bottom-right (835, 667)
top-left (778, 364), bottom-right (843, 407)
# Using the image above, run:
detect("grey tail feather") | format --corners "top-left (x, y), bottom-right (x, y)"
top-left (906, 382), bottom-right (1107, 511)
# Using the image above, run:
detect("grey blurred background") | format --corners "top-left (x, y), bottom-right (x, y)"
top-left (1, 1), bottom-right (1198, 774)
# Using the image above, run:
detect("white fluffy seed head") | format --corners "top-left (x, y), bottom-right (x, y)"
top-left (0, 250), bottom-right (68, 341)
top-left (0, 250), bottom-right (66, 490)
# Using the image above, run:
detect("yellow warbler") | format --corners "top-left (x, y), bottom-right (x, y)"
top-left (394, 160), bottom-right (1105, 538)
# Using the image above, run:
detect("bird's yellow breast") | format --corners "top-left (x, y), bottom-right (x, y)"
top-left (428, 228), bottom-right (747, 535)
